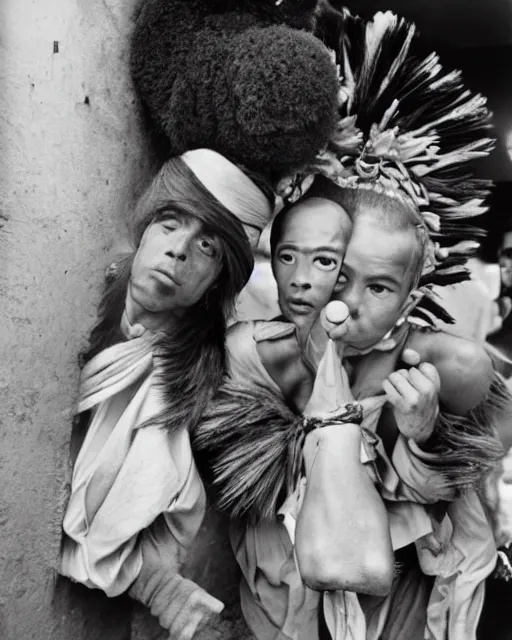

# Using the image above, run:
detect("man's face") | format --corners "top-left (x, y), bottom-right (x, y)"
top-left (273, 198), bottom-right (351, 334)
top-left (334, 215), bottom-right (418, 352)
top-left (130, 212), bottom-right (223, 316)
top-left (500, 232), bottom-right (512, 291)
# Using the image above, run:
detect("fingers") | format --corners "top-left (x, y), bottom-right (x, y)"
top-left (382, 378), bottom-right (407, 409)
top-left (397, 351), bottom-right (441, 395)
top-left (417, 362), bottom-right (441, 393)
top-left (320, 306), bottom-right (348, 341)
top-left (169, 589), bottom-right (224, 640)
top-left (401, 348), bottom-right (421, 367)
top-left (384, 366), bottom-right (439, 411)
top-left (384, 369), bottom-right (420, 410)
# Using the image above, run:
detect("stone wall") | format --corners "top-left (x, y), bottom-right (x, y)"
top-left (0, 1), bottom-right (154, 637)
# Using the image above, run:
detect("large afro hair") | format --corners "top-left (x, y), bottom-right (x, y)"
top-left (131, 0), bottom-right (340, 183)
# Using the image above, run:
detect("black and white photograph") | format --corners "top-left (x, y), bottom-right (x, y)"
top-left (1, 1), bottom-right (512, 638)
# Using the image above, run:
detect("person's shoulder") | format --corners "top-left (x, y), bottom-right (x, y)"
top-left (225, 321), bottom-right (258, 375)
top-left (406, 325), bottom-right (490, 368)
top-left (226, 319), bottom-right (254, 341)
top-left (255, 321), bottom-right (301, 370)
top-left (406, 325), bottom-right (493, 413)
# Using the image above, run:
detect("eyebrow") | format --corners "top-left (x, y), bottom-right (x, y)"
top-left (277, 242), bottom-right (344, 254)
top-left (153, 208), bottom-right (184, 223)
top-left (367, 274), bottom-right (402, 287)
top-left (342, 263), bottom-right (401, 287)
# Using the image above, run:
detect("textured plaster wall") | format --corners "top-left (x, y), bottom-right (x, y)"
top-left (0, 0), bottom-right (154, 637)
top-left (0, 1), bottom-right (254, 638)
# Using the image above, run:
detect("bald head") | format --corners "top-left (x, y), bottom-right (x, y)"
top-left (270, 197), bottom-right (352, 258)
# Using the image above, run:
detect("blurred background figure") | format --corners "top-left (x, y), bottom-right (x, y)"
top-left (499, 229), bottom-right (512, 299)
top-left (488, 223), bottom-right (512, 380)
top-left (433, 257), bottom-right (502, 344)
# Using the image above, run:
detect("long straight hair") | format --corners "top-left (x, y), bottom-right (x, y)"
top-left (80, 156), bottom-right (256, 434)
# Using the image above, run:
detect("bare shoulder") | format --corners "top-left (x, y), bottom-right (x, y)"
top-left (406, 327), bottom-right (494, 415)
top-left (257, 330), bottom-right (313, 410)
top-left (257, 331), bottom-right (302, 373)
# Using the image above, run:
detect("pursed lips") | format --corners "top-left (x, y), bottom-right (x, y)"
top-left (153, 267), bottom-right (181, 286)
top-left (286, 297), bottom-right (314, 314)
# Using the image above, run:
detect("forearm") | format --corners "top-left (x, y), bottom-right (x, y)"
top-left (398, 372), bottom-right (508, 500)
top-left (295, 424), bottom-right (393, 596)
top-left (129, 516), bottom-right (223, 639)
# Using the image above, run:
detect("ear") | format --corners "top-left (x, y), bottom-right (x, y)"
top-left (332, 271), bottom-right (345, 294)
top-left (395, 289), bottom-right (421, 327)
top-left (333, 282), bottom-right (343, 294)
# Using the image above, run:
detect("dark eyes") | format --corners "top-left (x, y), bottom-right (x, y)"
top-left (314, 256), bottom-right (337, 271)
top-left (369, 284), bottom-right (392, 297)
top-left (278, 252), bottom-right (295, 264)
top-left (159, 220), bottom-right (217, 258)
top-left (336, 276), bottom-right (391, 297)
top-left (277, 253), bottom-right (338, 270)
top-left (198, 237), bottom-right (217, 257)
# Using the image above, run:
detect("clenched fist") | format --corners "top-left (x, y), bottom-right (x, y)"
top-left (383, 351), bottom-right (441, 445)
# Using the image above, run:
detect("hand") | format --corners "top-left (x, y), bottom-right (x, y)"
top-left (129, 523), bottom-right (224, 640)
top-left (382, 357), bottom-right (441, 445)
top-left (319, 301), bottom-right (349, 344)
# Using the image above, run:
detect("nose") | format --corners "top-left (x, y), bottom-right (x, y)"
top-left (290, 263), bottom-right (312, 291)
top-left (165, 229), bottom-right (192, 262)
top-left (336, 284), bottom-right (359, 319)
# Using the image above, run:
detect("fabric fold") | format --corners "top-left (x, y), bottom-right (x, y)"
top-left (61, 336), bottom-right (207, 599)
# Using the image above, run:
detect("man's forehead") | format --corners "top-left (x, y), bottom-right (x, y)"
top-left (278, 229), bottom-right (346, 253)
top-left (154, 210), bottom-right (203, 230)
top-left (155, 209), bottom-right (187, 223)
top-left (346, 222), bottom-right (415, 276)
top-left (280, 201), bottom-right (350, 248)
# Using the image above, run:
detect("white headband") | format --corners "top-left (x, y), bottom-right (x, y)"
top-left (182, 149), bottom-right (273, 248)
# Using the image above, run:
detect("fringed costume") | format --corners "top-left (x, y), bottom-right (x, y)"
top-left (194, 319), bottom-right (509, 639)
top-left (192, 8), bottom-right (512, 640)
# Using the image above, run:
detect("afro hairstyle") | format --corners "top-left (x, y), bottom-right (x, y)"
top-left (130, 0), bottom-right (340, 184)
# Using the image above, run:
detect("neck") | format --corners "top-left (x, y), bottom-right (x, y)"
top-left (308, 315), bottom-right (330, 351)
top-left (124, 282), bottom-right (184, 335)
top-left (294, 314), bottom-right (319, 348)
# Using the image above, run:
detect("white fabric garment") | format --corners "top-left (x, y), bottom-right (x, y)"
top-left (227, 320), bottom-right (496, 640)
top-left (60, 330), bottom-right (206, 597)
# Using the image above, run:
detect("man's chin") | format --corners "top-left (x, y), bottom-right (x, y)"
top-left (286, 308), bottom-right (316, 326)
top-left (343, 337), bottom-right (380, 356)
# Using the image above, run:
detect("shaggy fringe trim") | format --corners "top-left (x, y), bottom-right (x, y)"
top-left (425, 373), bottom-right (510, 491)
top-left (192, 382), bottom-right (305, 524)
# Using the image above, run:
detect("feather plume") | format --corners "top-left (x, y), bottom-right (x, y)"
top-left (305, 8), bottom-right (497, 315)
top-left (191, 382), bottom-right (304, 524)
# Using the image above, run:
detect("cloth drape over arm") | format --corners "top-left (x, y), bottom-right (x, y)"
top-left (60, 334), bottom-right (223, 635)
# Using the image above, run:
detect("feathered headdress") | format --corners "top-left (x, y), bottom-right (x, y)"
top-left (281, 9), bottom-right (495, 324)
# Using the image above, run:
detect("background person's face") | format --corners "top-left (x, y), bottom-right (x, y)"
top-left (500, 232), bottom-right (512, 291)
top-left (130, 212), bottom-right (223, 316)
top-left (272, 198), bottom-right (351, 334)
top-left (334, 216), bottom-right (417, 352)
top-left (501, 253), bottom-right (512, 290)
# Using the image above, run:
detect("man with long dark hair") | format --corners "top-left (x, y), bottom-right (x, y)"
top-left (59, 149), bottom-right (274, 639)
